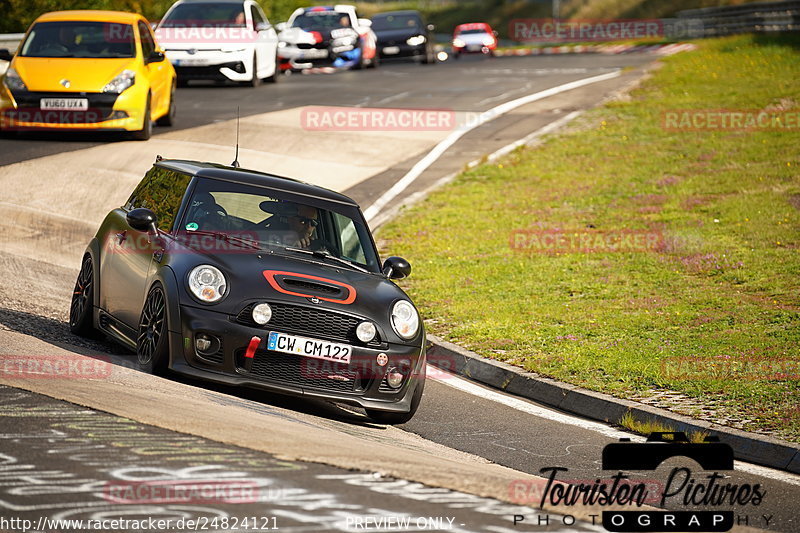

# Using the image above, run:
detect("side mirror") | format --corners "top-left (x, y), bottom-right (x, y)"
top-left (427, 24), bottom-right (435, 32)
top-left (358, 18), bottom-right (372, 28)
top-left (493, 30), bottom-right (499, 37)
top-left (0, 49), bottom-right (13, 62)
top-left (382, 256), bottom-right (411, 279)
top-left (275, 22), bottom-right (287, 32)
top-left (147, 50), bottom-right (166, 63)
top-left (255, 22), bottom-right (271, 32)
top-left (127, 208), bottom-right (158, 232)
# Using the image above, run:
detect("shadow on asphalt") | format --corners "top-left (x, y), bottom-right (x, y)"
top-left (0, 306), bottom-right (383, 428)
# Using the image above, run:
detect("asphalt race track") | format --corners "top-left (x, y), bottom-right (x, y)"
top-left (1, 52), bottom-right (799, 533)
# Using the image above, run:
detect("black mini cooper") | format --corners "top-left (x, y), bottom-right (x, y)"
top-left (69, 158), bottom-right (425, 423)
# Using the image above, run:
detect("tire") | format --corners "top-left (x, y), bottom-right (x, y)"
top-left (137, 284), bottom-right (169, 375)
top-left (265, 53), bottom-right (280, 83)
top-left (452, 51), bottom-right (460, 60)
top-left (131, 95), bottom-right (152, 141)
top-left (156, 81), bottom-right (176, 127)
top-left (177, 77), bottom-right (189, 88)
top-left (366, 364), bottom-right (425, 425)
top-left (245, 54), bottom-right (261, 87)
top-left (69, 254), bottom-right (96, 337)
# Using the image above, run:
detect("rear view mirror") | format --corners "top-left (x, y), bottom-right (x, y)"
top-left (382, 256), bottom-right (411, 279)
top-left (127, 208), bottom-right (158, 232)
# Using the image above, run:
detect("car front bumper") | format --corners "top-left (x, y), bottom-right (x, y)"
top-left (0, 85), bottom-right (147, 132)
top-left (169, 302), bottom-right (425, 413)
top-left (166, 49), bottom-right (254, 81)
top-left (378, 42), bottom-right (426, 59)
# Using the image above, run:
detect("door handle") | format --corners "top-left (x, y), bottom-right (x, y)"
top-left (116, 231), bottom-right (127, 244)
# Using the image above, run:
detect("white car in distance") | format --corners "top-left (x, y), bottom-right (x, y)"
top-left (156, 0), bottom-right (279, 86)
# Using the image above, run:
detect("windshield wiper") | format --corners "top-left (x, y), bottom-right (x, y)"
top-left (182, 230), bottom-right (261, 251)
top-left (284, 247), bottom-right (370, 273)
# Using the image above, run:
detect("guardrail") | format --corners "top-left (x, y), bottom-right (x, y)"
top-left (0, 33), bottom-right (24, 52)
top-left (677, 0), bottom-right (800, 37)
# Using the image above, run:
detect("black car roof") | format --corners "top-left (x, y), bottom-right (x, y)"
top-left (156, 159), bottom-right (359, 207)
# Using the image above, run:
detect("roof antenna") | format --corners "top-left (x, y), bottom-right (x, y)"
top-left (231, 106), bottom-right (241, 168)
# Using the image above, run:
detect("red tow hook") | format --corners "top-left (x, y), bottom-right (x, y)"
top-left (244, 336), bottom-right (261, 372)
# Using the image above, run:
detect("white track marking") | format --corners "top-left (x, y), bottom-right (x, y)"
top-left (363, 70), bottom-right (620, 222)
top-left (429, 365), bottom-right (800, 486)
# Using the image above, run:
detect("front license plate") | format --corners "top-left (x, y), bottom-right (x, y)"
top-left (299, 49), bottom-right (328, 60)
top-left (175, 58), bottom-right (211, 67)
top-left (40, 98), bottom-right (89, 111)
top-left (382, 46), bottom-right (400, 55)
top-left (267, 331), bottom-right (351, 364)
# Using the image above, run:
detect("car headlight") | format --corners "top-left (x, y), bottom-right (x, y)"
top-left (482, 36), bottom-right (495, 46)
top-left (406, 35), bottom-right (426, 46)
top-left (252, 303), bottom-right (272, 325)
top-left (453, 38), bottom-right (466, 48)
top-left (356, 321), bottom-right (377, 342)
top-left (3, 67), bottom-right (27, 92)
top-left (390, 300), bottom-right (419, 340)
top-left (103, 69), bottom-right (135, 94)
top-left (188, 265), bottom-right (227, 303)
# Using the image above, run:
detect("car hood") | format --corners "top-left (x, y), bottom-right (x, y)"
top-left (12, 57), bottom-right (135, 92)
top-left (279, 26), bottom-right (330, 44)
top-left (375, 28), bottom-right (423, 43)
top-left (174, 245), bottom-right (415, 327)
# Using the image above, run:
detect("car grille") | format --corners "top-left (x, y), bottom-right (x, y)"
top-left (296, 43), bottom-right (328, 50)
top-left (245, 349), bottom-right (361, 393)
top-left (236, 302), bottom-right (382, 347)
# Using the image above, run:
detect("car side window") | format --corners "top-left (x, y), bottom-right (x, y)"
top-left (126, 167), bottom-right (191, 232)
top-left (138, 21), bottom-right (155, 59)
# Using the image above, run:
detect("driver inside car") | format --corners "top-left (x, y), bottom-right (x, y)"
top-left (264, 203), bottom-right (320, 249)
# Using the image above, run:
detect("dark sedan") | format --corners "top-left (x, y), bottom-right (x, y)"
top-left (69, 158), bottom-right (425, 424)
top-left (371, 10), bottom-right (435, 63)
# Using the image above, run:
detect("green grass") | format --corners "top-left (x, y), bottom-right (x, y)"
top-left (619, 412), bottom-right (710, 443)
top-left (378, 34), bottom-right (800, 441)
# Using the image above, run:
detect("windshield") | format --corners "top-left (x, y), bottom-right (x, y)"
top-left (291, 12), bottom-right (350, 31)
top-left (180, 178), bottom-right (380, 271)
top-left (21, 21), bottom-right (135, 58)
top-left (160, 3), bottom-right (246, 28)
top-left (370, 14), bottom-right (422, 32)
top-left (456, 28), bottom-right (490, 35)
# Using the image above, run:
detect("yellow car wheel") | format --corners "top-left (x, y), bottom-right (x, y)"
top-left (132, 94), bottom-right (152, 141)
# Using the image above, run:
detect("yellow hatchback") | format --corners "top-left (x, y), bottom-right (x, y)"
top-left (0, 10), bottom-right (176, 140)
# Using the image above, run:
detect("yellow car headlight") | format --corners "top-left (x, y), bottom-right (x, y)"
top-left (103, 69), bottom-right (136, 94)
